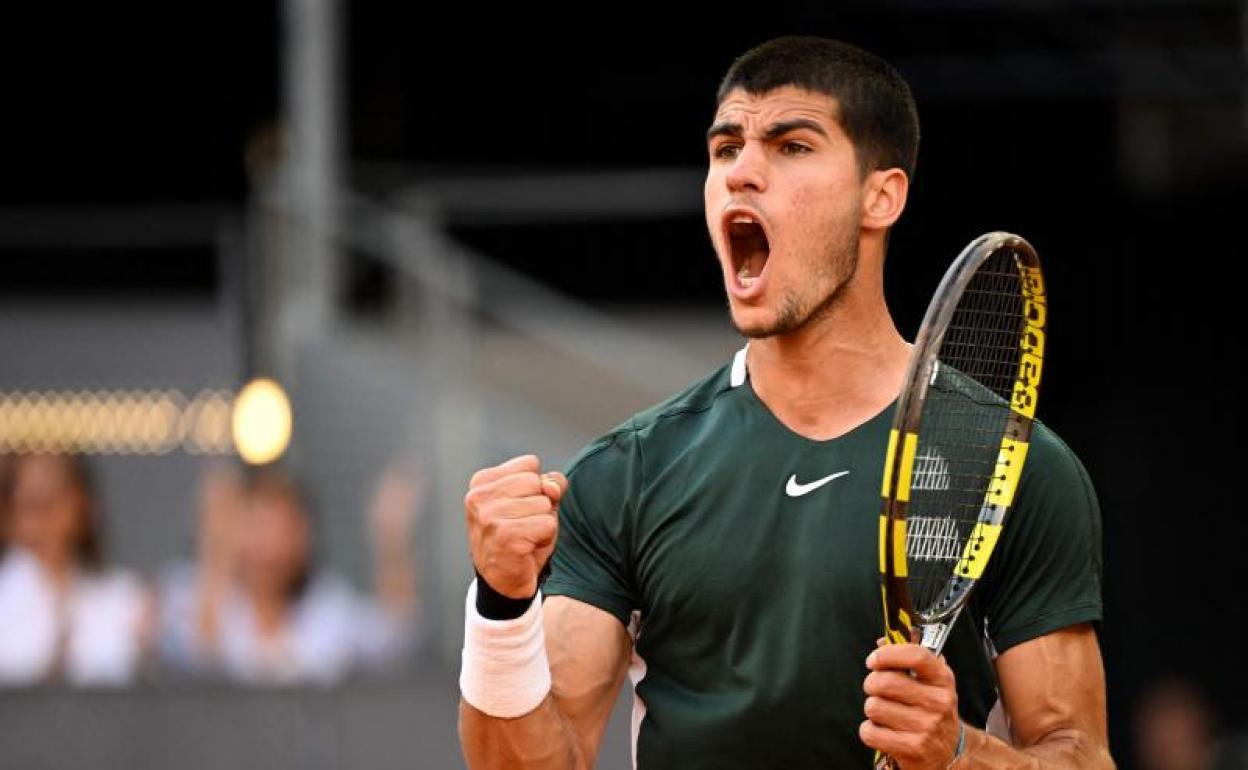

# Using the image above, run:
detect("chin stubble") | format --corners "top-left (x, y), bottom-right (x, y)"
top-left (731, 230), bottom-right (861, 339)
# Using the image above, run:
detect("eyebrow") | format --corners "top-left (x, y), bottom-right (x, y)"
top-left (706, 121), bottom-right (743, 143)
top-left (706, 118), bottom-right (830, 144)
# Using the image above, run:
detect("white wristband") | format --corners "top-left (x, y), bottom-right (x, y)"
top-left (459, 579), bottom-right (552, 718)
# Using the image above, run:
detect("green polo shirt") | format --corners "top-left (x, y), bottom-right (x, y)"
top-left (545, 349), bottom-right (1102, 769)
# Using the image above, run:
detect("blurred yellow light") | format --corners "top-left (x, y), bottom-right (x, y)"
top-left (231, 378), bottom-right (292, 465)
top-left (0, 388), bottom-right (234, 456)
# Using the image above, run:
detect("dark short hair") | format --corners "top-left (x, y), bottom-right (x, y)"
top-left (717, 37), bottom-right (920, 180)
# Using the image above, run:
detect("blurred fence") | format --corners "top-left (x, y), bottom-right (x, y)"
top-left (0, 671), bottom-right (634, 770)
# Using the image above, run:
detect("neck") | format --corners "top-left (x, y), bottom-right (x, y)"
top-left (747, 260), bottom-right (910, 440)
top-left (247, 586), bottom-right (289, 639)
top-left (32, 548), bottom-right (76, 592)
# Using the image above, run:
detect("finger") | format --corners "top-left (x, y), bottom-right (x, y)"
top-left (864, 670), bottom-right (925, 702)
top-left (479, 494), bottom-right (555, 521)
top-left (908, 651), bottom-right (954, 685)
top-left (541, 471), bottom-right (569, 505)
top-left (867, 644), bottom-right (954, 686)
top-left (493, 515), bottom-right (559, 552)
top-left (469, 454), bottom-right (541, 488)
top-left (534, 539), bottom-right (557, 567)
top-left (863, 696), bottom-right (935, 733)
top-left (858, 720), bottom-right (920, 763)
top-left (474, 471), bottom-right (545, 502)
top-left (864, 670), bottom-right (958, 714)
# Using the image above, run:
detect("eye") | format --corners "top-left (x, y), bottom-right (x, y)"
top-left (780, 141), bottom-right (812, 156)
top-left (712, 142), bottom-right (741, 161)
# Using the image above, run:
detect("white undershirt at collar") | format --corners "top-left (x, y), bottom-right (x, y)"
top-left (730, 343), bottom-right (749, 388)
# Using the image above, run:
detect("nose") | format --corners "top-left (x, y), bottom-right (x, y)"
top-left (724, 142), bottom-right (767, 193)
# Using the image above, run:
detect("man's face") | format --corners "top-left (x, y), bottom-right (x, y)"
top-left (705, 86), bottom-right (864, 338)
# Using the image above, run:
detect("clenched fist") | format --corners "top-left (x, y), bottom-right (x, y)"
top-left (464, 454), bottom-right (568, 599)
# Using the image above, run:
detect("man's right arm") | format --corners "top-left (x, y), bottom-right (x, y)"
top-left (460, 596), bottom-right (631, 769)
top-left (458, 454), bottom-right (632, 770)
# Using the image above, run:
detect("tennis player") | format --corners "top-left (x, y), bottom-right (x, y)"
top-left (459, 37), bottom-right (1112, 769)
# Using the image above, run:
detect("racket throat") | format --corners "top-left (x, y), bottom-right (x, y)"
top-left (917, 614), bottom-right (958, 654)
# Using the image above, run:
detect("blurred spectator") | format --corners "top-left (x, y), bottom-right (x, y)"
top-left (0, 453), bottom-right (150, 686)
top-left (1133, 677), bottom-right (1248, 770)
top-left (159, 462), bottom-right (423, 685)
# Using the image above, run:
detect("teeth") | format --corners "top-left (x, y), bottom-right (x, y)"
top-left (738, 265), bottom-right (755, 287)
top-left (731, 214), bottom-right (756, 225)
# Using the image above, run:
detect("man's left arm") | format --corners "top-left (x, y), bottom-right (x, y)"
top-left (860, 622), bottom-right (1113, 769)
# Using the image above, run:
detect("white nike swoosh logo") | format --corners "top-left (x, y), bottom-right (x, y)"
top-left (785, 470), bottom-right (852, 497)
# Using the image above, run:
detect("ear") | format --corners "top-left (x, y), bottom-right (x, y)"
top-left (861, 168), bottom-right (909, 230)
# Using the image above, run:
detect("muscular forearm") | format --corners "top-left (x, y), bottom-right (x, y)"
top-left (459, 463), bottom-right (626, 770)
top-left (862, 631), bottom-right (1113, 770)
top-left (460, 694), bottom-right (588, 770)
top-left (958, 725), bottom-right (1115, 770)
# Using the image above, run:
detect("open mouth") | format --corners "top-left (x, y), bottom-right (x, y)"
top-left (726, 213), bottom-right (770, 289)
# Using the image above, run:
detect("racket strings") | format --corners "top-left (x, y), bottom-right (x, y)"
top-left (904, 250), bottom-right (1030, 614)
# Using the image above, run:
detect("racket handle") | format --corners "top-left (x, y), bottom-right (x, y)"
top-left (871, 618), bottom-right (955, 770)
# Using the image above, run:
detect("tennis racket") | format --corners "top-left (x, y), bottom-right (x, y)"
top-left (874, 232), bottom-right (1046, 769)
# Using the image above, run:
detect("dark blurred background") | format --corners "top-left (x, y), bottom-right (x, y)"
top-left (1, 3), bottom-right (1245, 769)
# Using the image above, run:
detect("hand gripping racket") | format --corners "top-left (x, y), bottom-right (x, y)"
top-left (875, 232), bottom-right (1046, 769)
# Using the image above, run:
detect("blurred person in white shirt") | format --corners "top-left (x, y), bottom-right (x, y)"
top-left (0, 453), bottom-right (150, 686)
top-left (159, 463), bottom-right (423, 685)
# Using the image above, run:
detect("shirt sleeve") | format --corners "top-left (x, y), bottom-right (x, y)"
top-left (542, 425), bottom-right (642, 626)
top-left (971, 421), bottom-right (1104, 654)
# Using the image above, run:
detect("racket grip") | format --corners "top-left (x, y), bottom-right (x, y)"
top-left (873, 749), bottom-right (900, 770)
